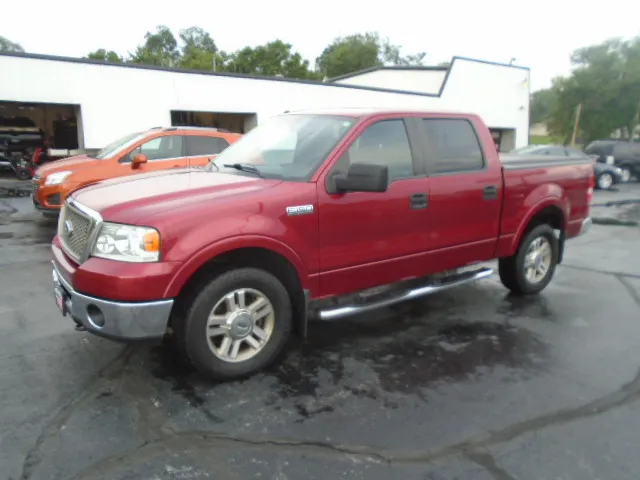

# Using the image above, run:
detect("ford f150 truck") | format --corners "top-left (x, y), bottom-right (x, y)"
top-left (50, 109), bottom-right (594, 380)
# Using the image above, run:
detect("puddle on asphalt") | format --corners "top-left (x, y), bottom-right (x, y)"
top-left (146, 289), bottom-right (552, 422)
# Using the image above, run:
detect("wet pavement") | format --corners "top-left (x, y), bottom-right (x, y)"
top-left (1, 183), bottom-right (640, 480)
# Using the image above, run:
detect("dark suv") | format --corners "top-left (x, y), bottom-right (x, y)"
top-left (584, 140), bottom-right (640, 183)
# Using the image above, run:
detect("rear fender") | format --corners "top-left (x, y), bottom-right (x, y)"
top-left (509, 187), bottom-right (569, 256)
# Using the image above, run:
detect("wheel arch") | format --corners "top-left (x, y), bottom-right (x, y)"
top-left (511, 200), bottom-right (567, 262)
top-left (166, 237), bottom-right (311, 338)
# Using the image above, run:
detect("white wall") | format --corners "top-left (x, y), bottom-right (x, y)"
top-left (334, 69), bottom-right (447, 95)
top-left (0, 55), bottom-right (530, 150)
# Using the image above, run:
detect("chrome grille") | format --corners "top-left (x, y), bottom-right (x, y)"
top-left (59, 202), bottom-right (94, 262)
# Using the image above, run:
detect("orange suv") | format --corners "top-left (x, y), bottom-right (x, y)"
top-left (32, 126), bottom-right (242, 216)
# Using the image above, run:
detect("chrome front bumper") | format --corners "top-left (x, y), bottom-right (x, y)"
top-left (51, 262), bottom-right (173, 342)
top-left (579, 217), bottom-right (592, 236)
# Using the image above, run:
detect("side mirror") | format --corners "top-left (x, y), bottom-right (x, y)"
top-left (131, 153), bottom-right (148, 169)
top-left (334, 163), bottom-right (388, 193)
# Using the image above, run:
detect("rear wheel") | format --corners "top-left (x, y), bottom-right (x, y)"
top-left (498, 224), bottom-right (559, 295)
top-left (596, 172), bottom-right (613, 190)
top-left (177, 267), bottom-right (292, 381)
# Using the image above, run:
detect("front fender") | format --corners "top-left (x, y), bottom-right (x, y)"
top-left (163, 235), bottom-right (311, 298)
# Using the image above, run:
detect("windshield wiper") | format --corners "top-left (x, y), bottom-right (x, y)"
top-left (223, 163), bottom-right (263, 178)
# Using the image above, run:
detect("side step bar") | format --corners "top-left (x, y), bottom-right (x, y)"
top-left (317, 267), bottom-right (494, 321)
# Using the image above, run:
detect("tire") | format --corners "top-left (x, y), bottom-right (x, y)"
top-left (596, 172), bottom-right (613, 190)
top-left (498, 224), bottom-right (559, 295)
top-left (620, 167), bottom-right (632, 183)
top-left (177, 267), bottom-right (292, 381)
top-left (15, 168), bottom-right (31, 180)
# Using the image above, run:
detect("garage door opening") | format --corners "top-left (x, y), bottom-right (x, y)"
top-left (0, 101), bottom-right (83, 151)
top-left (170, 110), bottom-right (257, 134)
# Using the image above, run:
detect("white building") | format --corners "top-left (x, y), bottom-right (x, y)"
top-left (0, 52), bottom-right (530, 153)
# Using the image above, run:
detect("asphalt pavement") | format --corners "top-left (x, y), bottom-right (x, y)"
top-left (1, 183), bottom-right (640, 480)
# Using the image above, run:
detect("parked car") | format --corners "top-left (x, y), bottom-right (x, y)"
top-left (32, 126), bottom-right (242, 217)
top-left (50, 109), bottom-right (594, 381)
top-left (584, 140), bottom-right (640, 183)
top-left (509, 144), bottom-right (623, 190)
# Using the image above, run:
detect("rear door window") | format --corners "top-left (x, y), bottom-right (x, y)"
top-left (422, 118), bottom-right (484, 174)
top-left (186, 136), bottom-right (230, 156)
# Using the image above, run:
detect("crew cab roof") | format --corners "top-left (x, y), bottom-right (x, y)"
top-left (282, 107), bottom-right (475, 118)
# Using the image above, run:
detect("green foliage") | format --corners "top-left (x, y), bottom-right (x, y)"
top-left (0, 36), bottom-right (24, 53)
top-left (530, 134), bottom-right (564, 145)
top-left (79, 26), bottom-right (426, 81)
top-left (315, 32), bottom-right (426, 78)
top-left (227, 40), bottom-right (319, 79)
top-left (129, 25), bottom-right (181, 67)
top-left (547, 36), bottom-right (640, 143)
top-left (179, 27), bottom-right (217, 71)
top-left (530, 88), bottom-right (555, 125)
top-left (85, 49), bottom-right (124, 63)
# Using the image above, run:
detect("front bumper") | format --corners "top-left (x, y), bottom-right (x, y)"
top-left (52, 261), bottom-right (174, 342)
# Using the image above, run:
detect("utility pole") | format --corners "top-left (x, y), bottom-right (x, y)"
top-left (570, 103), bottom-right (582, 146)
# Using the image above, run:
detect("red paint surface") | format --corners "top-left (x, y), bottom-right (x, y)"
top-left (52, 110), bottom-right (593, 303)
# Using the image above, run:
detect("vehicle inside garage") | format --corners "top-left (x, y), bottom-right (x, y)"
top-left (0, 100), bottom-right (83, 178)
top-left (170, 110), bottom-right (257, 134)
top-left (0, 101), bottom-right (82, 150)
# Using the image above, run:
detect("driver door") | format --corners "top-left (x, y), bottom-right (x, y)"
top-left (316, 117), bottom-right (430, 297)
top-left (121, 135), bottom-right (188, 175)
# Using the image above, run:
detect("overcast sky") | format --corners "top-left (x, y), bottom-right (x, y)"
top-left (3, 0), bottom-right (639, 92)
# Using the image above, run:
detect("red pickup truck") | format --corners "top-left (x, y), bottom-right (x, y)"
top-left (50, 109), bottom-right (594, 380)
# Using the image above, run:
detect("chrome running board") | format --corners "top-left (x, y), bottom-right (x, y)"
top-left (317, 267), bottom-right (494, 321)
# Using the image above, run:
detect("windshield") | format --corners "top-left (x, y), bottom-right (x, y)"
top-left (214, 114), bottom-right (357, 181)
top-left (92, 131), bottom-right (146, 160)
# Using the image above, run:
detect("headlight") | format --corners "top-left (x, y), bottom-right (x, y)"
top-left (92, 222), bottom-right (160, 262)
top-left (44, 171), bottom-right (73, 185)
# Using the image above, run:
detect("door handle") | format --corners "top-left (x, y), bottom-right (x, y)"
top-left (483, 185), bottom-right (498, 200)
top-left (409, 193), bottom-right (428, 210)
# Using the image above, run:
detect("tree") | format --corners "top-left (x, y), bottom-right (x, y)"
top-left (85, 49), bottom-right (124, 63)
top-left (548, 36), bottom-right (640, 143)
top-left (228, 40), bottom-right (317, 79)
top-left (0, 36), bottom-right (24, 53)
top-left (179, 26), bottom-right (217, 70)
top-left (316, 33), bottom-right (382, 78)
top-left (529, 88), bottom-right (555, 125)
top-left (316, 32), bottom-right (426, 78)
top-left (129, 25), bottom-right (180, 67)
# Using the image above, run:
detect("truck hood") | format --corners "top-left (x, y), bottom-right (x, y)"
top-left (71, 168), bottom-right (280, 223)
top-left (36, 154), bottom-right (96, 176)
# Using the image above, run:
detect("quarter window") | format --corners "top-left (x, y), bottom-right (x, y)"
top-left (423, 119), bottom-right (484, 173)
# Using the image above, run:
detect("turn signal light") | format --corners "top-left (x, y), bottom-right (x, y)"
top-left (143, 231), bottom-right (160, 252)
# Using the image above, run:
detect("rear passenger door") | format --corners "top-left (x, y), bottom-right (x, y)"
top-left (185, 135), bottom-right (231, 168)
top-left (419, 117), bottom-right (503, 271)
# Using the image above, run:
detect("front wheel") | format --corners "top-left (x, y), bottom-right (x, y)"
top-left (178, 267), bottom-right (292, 381)
top-left (498, 224), bottom-right (559, 295)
